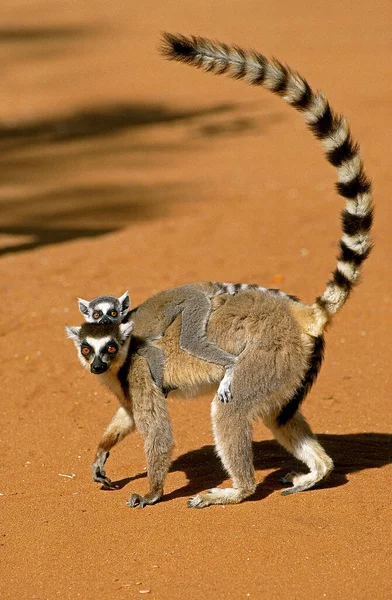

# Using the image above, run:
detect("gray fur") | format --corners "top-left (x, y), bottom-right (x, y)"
top-left (83, 282), bottom-right (295, 399)
top-left (67, 289), bottom-right (332, 507)
top-left (78, 292), bottom-right (130, 325)
top-left (65, 34), bottom-right (373, 508)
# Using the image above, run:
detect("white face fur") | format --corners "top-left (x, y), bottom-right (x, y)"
top-left (78, 291), bottom-right (130, 325)
top-left (65, 321), bottom-right (134, 374)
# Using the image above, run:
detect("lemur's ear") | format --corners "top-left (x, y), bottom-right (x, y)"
top-left (77, 298), bottom-right (90, 316)
top-left (119, 291), bottom-right (130, 312)
top-left (65, 325), bottom-right (81, 341)
top-left (119, 321), bottom-right (134, 341)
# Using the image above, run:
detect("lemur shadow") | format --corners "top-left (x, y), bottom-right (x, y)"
top-left (100, 472), bottom-right (147, 492)
top-left (161, 432), bottom-right (391, 503)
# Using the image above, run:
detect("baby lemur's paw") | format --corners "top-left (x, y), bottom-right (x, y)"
top-left (217, 369), bottom-right (234, 403)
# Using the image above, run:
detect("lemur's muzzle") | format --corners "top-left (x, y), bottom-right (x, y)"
top-left (91, 358), bottom-right (109, 375)
top-left (100, 316), bottom-right (112, 325)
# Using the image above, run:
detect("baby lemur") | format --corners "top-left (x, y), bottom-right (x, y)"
top-left (78, 292), bottom-right (130, 325)
top-left (77, 282), bottom-right (280, 401)
top-left (66, 33), bottom-right (373, 508)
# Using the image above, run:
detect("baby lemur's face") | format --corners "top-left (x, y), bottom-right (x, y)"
top-left (78, 292), bottom-right (129, 325)
top-left (66, 322), bottom-right (133, 374)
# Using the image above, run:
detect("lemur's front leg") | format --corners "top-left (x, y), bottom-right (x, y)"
top-left (92, 406), bottom-right (135, 487)
top-left (127, 387), bottom-right (174, 508)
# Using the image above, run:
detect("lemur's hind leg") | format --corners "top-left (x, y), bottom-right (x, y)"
top-left (92, 406), bottom-right (135, 487)
top-left (180, 291), bottom-right (237, 403)
top-left (265, 411), bottom-right (333, 494)
top-left (188, 398), bottom-right (256, 508)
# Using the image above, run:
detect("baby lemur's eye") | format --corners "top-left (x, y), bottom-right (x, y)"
top-left (93, 312), bottom-right (100, 319)
top-left (111, 311), bottom-right (118, 318)
top-left (81, 346), bottom-right (91, 356)
top-left (107, 346), bottom-right (117, 354)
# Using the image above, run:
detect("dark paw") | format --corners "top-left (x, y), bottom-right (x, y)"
top-left (126, 491), bottom-right (162, 508)
top-left (92, 467), bottom-right (113, 488)
top-left (96, 476), bottom-right (114, 488)
top-left (126, 493), bottom-right (147, 508)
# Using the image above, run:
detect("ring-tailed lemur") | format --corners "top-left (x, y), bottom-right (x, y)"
top-left (66, 33), bottom-right (373, 508)
top-left (78, 292), bottom-right (130, 325)
top-left (78, 283), bottom-right (291, 401)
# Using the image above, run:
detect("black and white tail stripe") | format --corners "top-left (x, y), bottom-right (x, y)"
top-left (162, 34), bottom-right (373, 323)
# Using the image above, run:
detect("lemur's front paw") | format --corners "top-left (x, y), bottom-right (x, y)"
top-left (126, 490), bottom-right (162, 508)
top-left (217, 370), bottom-right (233, 403)
top-left (92, 463), bottom-right (113, 488)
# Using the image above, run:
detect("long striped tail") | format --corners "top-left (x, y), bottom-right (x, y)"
top-left (161, 33), bottom-right (373, 328)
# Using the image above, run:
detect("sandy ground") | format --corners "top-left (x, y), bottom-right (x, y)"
top-left (0, 1), bottom-right (391, 599)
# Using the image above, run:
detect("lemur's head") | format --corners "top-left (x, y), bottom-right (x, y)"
top-left (78, 292), bottom-right (129, 325)
top-left (65, 321), bottom-right (134, 375)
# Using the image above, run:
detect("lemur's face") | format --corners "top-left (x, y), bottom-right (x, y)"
top-left (66, 322), bottom-right (134, 375)
top-left (78, 292), bottom-right (129, 325)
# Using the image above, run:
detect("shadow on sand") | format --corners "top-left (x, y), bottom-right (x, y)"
top-left (103, 432), bottom-right (391, 503)
top-left (0, 102), bottom-right (258, 256)
top-left (0, 22), bottom-right (282, 256)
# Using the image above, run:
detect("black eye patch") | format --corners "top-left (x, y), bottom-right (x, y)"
top-left (92, 310), bottom-right (102, 320)
top-left (105, 342), bottom-right (118, 355)
top-left (81, 343), bottom-right (93, 358)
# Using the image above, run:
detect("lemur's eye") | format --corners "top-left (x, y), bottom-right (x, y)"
top-left (81, 346), bottom-right (91, 356)
top-left (111, 311), bottom-right (118, 318)
top-left (93, 312), bottom-right (100, 320)
top-left (107, 346), bottom-right (117, 354)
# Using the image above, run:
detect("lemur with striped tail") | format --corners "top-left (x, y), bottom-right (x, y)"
top-left (66, 33), bottom-right (373, 508)
top-left (77, 282), bottom-right (288, 401)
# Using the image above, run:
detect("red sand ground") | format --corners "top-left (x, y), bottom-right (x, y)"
top-left (0, 1), bottom-right (391, 599)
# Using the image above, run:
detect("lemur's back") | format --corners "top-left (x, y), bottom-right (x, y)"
top-left (154, 288), bottom-right (310, 402)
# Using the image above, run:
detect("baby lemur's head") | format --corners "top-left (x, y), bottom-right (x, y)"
top-left (78, 292), bottom-right (129, 325)
top-left (65, 321), bottom-right (134, 375)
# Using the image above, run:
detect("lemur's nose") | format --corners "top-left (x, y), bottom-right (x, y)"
top-left (100, 317), bottom-right (111, 325)
top-left (91, 363), bottom-right (108, 375)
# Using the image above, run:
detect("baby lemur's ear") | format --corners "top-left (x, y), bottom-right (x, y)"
top-left (119, 321), bottom-right (134, 341)
top-left (77, 298), bottom-right (89, 316)
top-left (65, 325), bottom-right (81, 341)
top-left (119, 291), bottom-right (130, 313)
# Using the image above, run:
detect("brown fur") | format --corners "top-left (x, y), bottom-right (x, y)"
top-left (129, 282), bottom-right (237, 398)
top-left (67, 31), bottom-right (375, 507)
top-left (82, 290), bottom-right (333, 508)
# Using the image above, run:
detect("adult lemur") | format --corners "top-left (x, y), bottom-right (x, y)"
top-left (66, 33), bottom-right (373, 508)
top-left (77, 282), bottom-right (285, 401)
